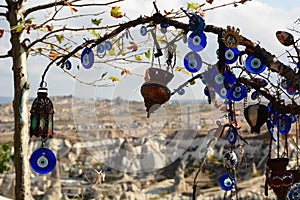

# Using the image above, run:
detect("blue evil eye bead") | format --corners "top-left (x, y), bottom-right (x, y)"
top-left (204, 86), bottom-right (210, 96)
top-left (104, 41), bottom-right (112, 51)
top-left (177, 88), bottom-right (185, 95)
top-left (97, 44), bottom-right (105, 54)
top-left (215, 74), bottom-right (225, 85)
top-left (188, 32), bottom-right (207, 52)
top-left (140, 26), bottom-right (147, 36)
top-left (289, 114), bottom-right (297, 123)
top-left (251, 91), bottom-right (261, 100)
top-left (226, 126), bottom-right (238, 145)
top-left (214, 85), bottom-right (229, 99)
top-left (224, 69), bottom-right (237, 85)
top-left (183, 51), bottom-right (202, 73)
top-left (218, 173), bottom-right (235, 191)
top-left (81, 47), bottom-right (94, 69)
top-left (287, 183), bottom-right (300, 200)
top-left (229, 83), bottom-right (247, 101)
top-left (189, 14), bottom-right (205, 34)
top-left (267, 119), bottom-right (277, 141)
top-left (30, 148), bottom-right (56, 174)
top-left (253, 78), bottom-right (268, 87)
top-left (287, 86), bottom-right (297, 95)
top-left (160, 23), bottom-right (169, 34)
top-left (281, 79), bottom-right (290, 89)
top-left (245, 54), bottom-right (267, 74)
top-left (224, 47), bottom-right (239, 64)
top-left (276, 114), bottom-right (292, 135)
top-left (64, 60), bottom-right (72, 70)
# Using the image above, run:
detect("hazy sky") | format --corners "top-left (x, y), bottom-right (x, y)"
top-left (0, 0), bottom-right (300, 101)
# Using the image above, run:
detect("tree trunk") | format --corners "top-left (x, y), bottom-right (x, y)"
top-left (6, 0), bottom-right (32, 199)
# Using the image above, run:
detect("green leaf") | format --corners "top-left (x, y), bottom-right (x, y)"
top-left (187, 2), bottom-right (204, 10)
top-left (55, 34), bottom-right (64, 44)
top-left (21, 18), bottom-right (34, 25)
top-left (145, 48), bottom-right (151, 59)
top-left (11, 25), bottom-right (24, 33)
top-left (91, 18), bottom-right (102, 26)
top-left (88, 29), bottom-right (100, 39)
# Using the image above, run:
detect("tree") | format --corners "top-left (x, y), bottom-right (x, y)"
top-left (1, 0), bottom-right (124, 199)
top-left (1, 0), bottom-right (299, 199)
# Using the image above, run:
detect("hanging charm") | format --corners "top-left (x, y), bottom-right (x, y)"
top-left (221, 26), bottom-right (241, 48)
top-left (29, 85), bottom-right (56, 174)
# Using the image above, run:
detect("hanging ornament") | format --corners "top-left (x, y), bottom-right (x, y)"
top-left (97, 44), bottom-right (105, 54)
top-left (287, 183), bottom-right (300, 200)
top-left (244, 104), bottom-right (269, 134)
top-left (276, 114), bottom-right (292, 135)
top-left (140, 26), bottom-right (147, 36)
top-left (218, 173), bottom-right (236, 191)
top-left (226, 126), bottom-right (238, 145)
top-left (224, 68), bottom-right (237, 85)
top-left (160, 23), bottom-right (169, 34)
top-left (183, 51), bottom-right (202, 73)
top-left (63, 60), bottom-right (72, 70)
top-left (214, 84), bottom-right (229, 99)
top-left (81, 47), bottom-right (94, 69)
top-left (251, 91), bottom-right (261, 100)
top-left (30, 147), bottom-right (56, 174)
top-left (189, 14), bottom-right (205, 34)
top-left (140, 68), bottom-right (174, 117)
top-left (221, 26), bottom-right (241, 48)
top-left (289, 114), bottom-right (297, 123)
top-left (104, 41), bottom-right (112, 51)
top-left (253, 77), bottom-right (268, 87)
top-left (224, 47), bottom-right (239, 64)
top-left (245, 54), bottom-right (267, 74)
top-left (177, 88), bottom-right (185, 95)
top-left (223, 151), bottom-right (238, 169)
top-left (267, 119), bottom-right (277, 141)
top-left (30, 87), bottom-right (54, 139)
top-left (276, 31), bottom-right (295, 47)
top-left (228, 83), bottom-right (247, 101)
top-left (188, 32), bottom-right (207, 52)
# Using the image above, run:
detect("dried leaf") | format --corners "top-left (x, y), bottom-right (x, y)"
top-left (175, 66), bottom-right (190, 75)
top-left (127, 41), bottom-right (138, 51)
top-left (109, 76), bottom-right (120, 82)
top-left (0, 29), bottom-right (4, 38)
top-left (65, 2), bottom-right (78, 14)
top-left (121, 69), bottom-right (130, 76)
top-left (49, 52), bottom-right (58, 59)
top-left (45, 25), bottom-right (54, 32)
top-left (110, 6), bottom-right (123, 19)
top-left (88, 30), bottom-right (100, 39)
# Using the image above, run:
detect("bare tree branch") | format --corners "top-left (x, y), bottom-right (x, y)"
top-left (24, 0), bottom-right (124, 17)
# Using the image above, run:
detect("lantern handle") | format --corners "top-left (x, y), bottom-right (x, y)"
top-left (39, 81), bottom-right (47, 88)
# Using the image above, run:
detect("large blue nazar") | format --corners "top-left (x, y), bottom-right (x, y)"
top-left (30, 148), bottom-right (56, 174)
top-left (81, 47), bottom-right (94, 69)
top-left (276, 114), bottom-right (292, 135)
top-left (224, 47), bottom-right (239, 64)
top-left (183, 51), bottom-right (202, 73)
top-left (245, 54), bottom-right (267, 74)
top-left (188, 32), bottom-right (207, 52)
top-left (228, 83), bottom-right (247, 101)
top-left (218, 173), bottom-right (235, 191)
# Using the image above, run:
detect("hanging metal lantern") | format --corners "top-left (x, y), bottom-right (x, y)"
top-left (30, 87), bottom-right (54, 139)
top-left (141, 68), bottom-right (174, 117)
top-left (244, 104), bottom-right (268, 134)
